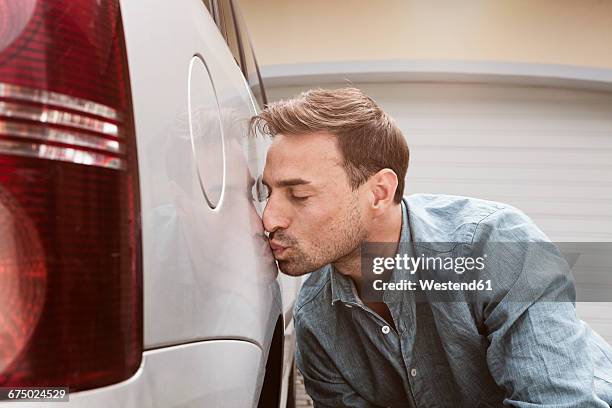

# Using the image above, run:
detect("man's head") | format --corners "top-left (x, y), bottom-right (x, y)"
top-left (251, 87), bottom-right (409, 276)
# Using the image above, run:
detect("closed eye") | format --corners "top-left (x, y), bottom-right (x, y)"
top-left (291, 195), bottom-right (310, 202)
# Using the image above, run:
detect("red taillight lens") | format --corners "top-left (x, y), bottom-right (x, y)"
top-left (0, 0), bottom-right (142, 391)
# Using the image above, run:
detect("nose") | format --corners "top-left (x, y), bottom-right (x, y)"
top-left (262, 195), bottom-right (289, 235)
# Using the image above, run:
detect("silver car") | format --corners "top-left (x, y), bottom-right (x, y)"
top-left (0, 0), bottom-right (298, 406)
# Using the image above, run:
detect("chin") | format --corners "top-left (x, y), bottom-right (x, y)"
top-left (277, 260), bottom-right (315, 277)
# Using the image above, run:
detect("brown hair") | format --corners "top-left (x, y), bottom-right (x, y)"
top-left (250, 87), bottom-right (409, 204)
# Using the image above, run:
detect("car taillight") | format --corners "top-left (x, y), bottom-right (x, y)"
top-left (0, 0), bottom-right (142, 391)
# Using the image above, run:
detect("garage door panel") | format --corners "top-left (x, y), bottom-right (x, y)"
top-left (372, 81), bottom-right (612, 239)
top-left (410, 165), bottom-right (612, 186)
top-left (398, 116), bottom-right (612, 132)
top-left (401, 130), bottom-right (612, 149)
top-left (501, 200), bottom-right (612, 218)
top-left (376, 81), bottom-right (607, 99)
top-left (408, 178), bottom-right (612, 195)
top-left (410, 147), bottom-right (611, 167)
top-left (408, 178), bottom-right (612, 196)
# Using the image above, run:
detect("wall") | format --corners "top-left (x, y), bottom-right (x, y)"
top-left (240, 0), bottom-right (612, 69)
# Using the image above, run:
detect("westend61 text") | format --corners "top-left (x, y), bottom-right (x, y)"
top-left (372, 279), bottom-right (493, 291)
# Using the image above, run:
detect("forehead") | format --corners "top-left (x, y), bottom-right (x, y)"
top-left (263, 132), bottom-right (345, 184)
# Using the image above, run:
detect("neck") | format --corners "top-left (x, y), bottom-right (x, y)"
top-left (332, 202), bottom-right (403, 285)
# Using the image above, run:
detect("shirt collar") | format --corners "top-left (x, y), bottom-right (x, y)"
top-left (330, 197), bottom-right (410, 305)
top-left (329, 264), bottom-right (360, 305)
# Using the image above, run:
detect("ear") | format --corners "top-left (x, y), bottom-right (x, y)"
top-left (369, 168), bottom-right (398, 211)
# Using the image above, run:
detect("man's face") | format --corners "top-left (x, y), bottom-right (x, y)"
top-left (262, 132), bottom-right (369, 276)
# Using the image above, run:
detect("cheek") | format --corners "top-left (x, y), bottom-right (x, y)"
top-left (294, 207), bottom-right (327, 237)
top-left (297, 202), bottom-right (345, 239)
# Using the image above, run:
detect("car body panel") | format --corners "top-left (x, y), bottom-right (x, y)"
top-left (119, 0), bottom-right (281, 350)
top-left (39, 341), bottom-right (264, 408)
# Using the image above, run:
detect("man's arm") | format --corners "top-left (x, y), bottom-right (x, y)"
top-left (486, 301), bottom-right (609, 407)
top-left (477, 207), bottom-right (610, 407)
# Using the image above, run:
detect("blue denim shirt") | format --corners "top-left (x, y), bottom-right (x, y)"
top-left (294, 194), bottom-right (612, 407)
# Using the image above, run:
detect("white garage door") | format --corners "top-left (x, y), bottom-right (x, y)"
top-left (267, 82), bottom-right (612, 342)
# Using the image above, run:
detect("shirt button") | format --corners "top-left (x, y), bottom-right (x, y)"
top-left (411, 368), bottom-right (417, 377)
top-left (381, 325), bottom-right (390, 334)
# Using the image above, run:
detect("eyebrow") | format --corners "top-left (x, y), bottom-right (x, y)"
top-left (262, 177), bottom-right (311, 188)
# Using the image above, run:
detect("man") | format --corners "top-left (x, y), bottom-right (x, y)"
top-left (250, 87), bottom-right (612, 407)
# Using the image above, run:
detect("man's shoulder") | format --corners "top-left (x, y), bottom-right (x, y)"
top-left (404, 193), bottom-right (507, 225)
top-left (403, 193), bottom-right (545, 243)
top-left (293, 265), bottom-right (332, 320)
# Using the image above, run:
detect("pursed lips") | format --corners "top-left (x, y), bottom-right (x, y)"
top-left (269, 240), bottom-right (288, 257)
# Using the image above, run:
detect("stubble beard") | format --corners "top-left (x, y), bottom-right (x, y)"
top-left (277, 198), bottom-right (367, 276)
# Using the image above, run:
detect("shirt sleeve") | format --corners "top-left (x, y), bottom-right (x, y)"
top-left (294, 307), bottom-right (385, 408)
top-left (476, 207), bottom-right (611, 407)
